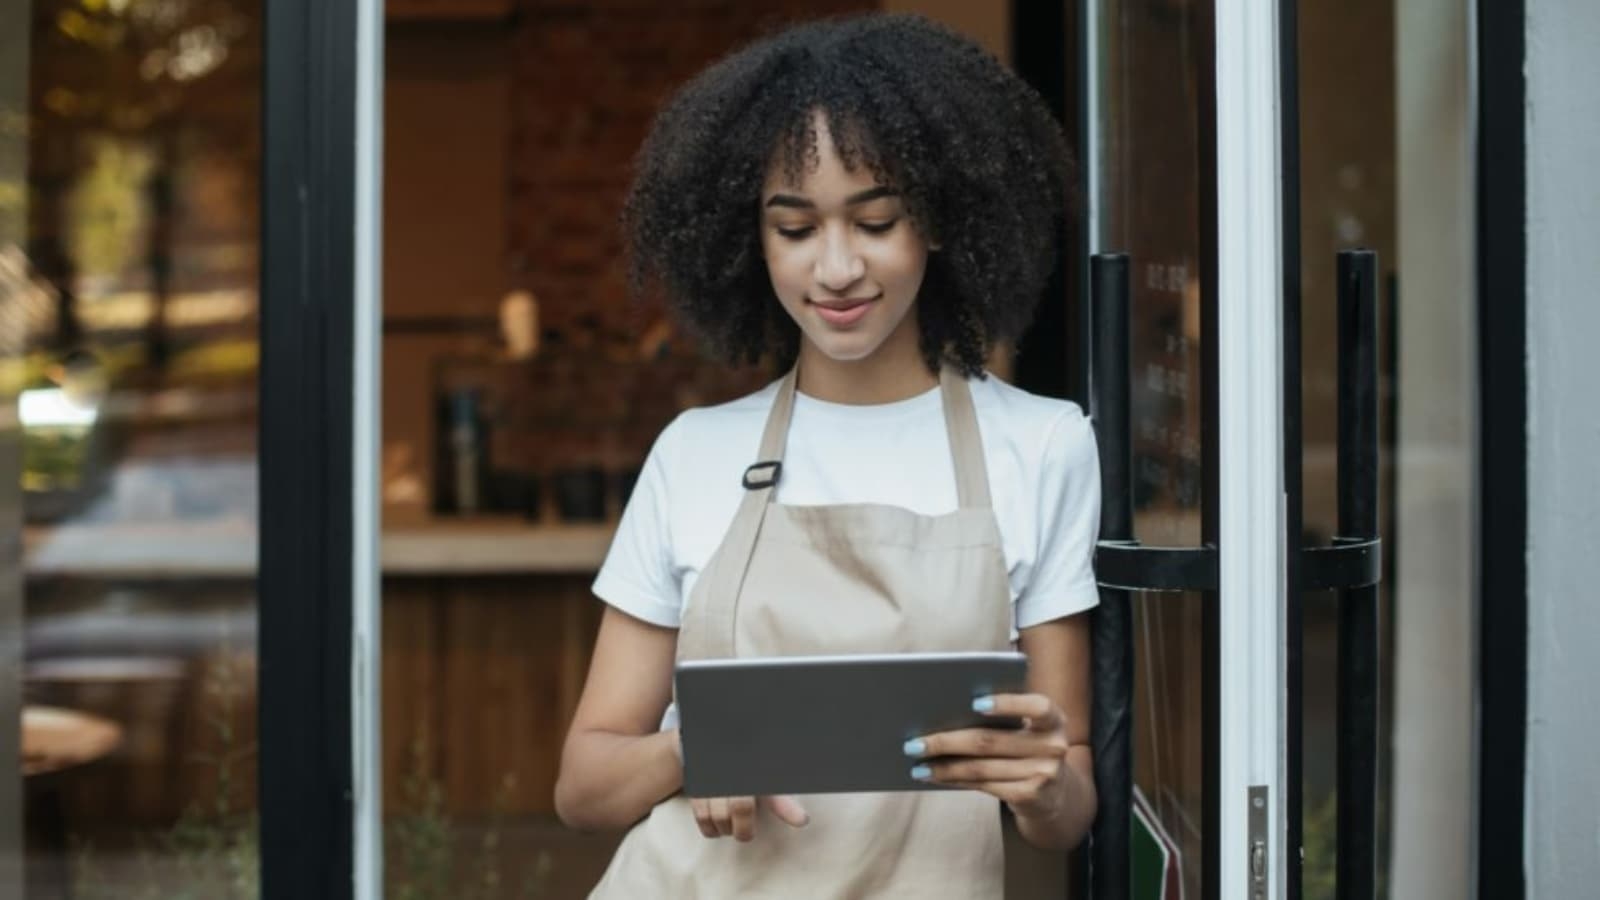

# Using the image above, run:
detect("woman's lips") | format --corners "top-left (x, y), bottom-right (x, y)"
top-left (810, 295), bottom-right (878, 328)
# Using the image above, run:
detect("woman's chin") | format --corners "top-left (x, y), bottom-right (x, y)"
top-left (804, 334), bottom-right (884, 364)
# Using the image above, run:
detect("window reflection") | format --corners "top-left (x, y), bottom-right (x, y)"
top-left (12, 0), bottom-right (262, 896)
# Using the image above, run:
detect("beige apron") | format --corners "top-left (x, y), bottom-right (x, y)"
top-left (591, 367), bottom-right (1050, 899)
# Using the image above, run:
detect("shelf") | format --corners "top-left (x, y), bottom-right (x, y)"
top-left (23, 518), bottom-right (615, 579)
top-left (384, 520), bottom-right (614, 575)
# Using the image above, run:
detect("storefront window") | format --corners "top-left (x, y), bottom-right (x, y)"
top-left (3, 1), bottom-right (262, 896)
top-left (377, 6), bottom-right (799, 895)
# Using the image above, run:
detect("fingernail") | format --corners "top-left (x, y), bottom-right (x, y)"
top-left (972, 696), bottom-right (995, 713)
top-left (910, 765), bottom-right (932, 780)
top-left (902, 738), bottom-right (926, 757)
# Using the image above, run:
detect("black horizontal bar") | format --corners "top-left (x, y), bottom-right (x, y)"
top-left (1094, 540), bottom-right (1219, 593)
top-left (1301, 537), bottom-right (1382, 592)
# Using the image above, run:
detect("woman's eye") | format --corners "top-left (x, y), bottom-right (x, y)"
top-left (775, 225), bottom-right (815, 240)
top-left (858, 219), bottom-right (899, 235)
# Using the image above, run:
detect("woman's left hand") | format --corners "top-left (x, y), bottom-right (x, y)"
top-left (904, 692), bottom-right (1075, 821)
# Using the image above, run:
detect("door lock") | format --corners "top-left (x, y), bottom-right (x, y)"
top-left (1249, 785), bottom-right (1269, 898)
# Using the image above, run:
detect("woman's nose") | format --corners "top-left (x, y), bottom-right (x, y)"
top-left (814, 231), bottom-right (865, 292)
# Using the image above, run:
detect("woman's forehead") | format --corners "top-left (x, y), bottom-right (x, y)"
top-left (761, 112), bottom-right (891, 200)
top-left (762, 157), bottom-right (887, 201)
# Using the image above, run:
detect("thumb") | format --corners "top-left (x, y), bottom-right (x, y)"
top-left (762, 794), bottom-right (810, 828)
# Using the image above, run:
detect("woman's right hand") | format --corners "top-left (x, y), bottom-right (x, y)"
top-left (688, 795), bottom-right (810, 842)
top-left (670, 728), bottom-right (809, 841)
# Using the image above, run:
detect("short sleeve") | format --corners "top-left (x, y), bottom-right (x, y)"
top-left (591, 421), bottom-right (683, 628)
top-left (1014, 409), bottom-right (1102, 630)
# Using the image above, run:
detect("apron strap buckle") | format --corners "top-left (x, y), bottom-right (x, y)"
top-left (741, 460), bottom-right (783, 490)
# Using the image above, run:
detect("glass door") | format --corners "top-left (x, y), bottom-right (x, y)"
top-left (1082, 1), bottom-right (1408, 899)
top-left (1085, 1), bottom-right (1213, 896)
top-left (1082, 1), bottom-right (1296, 898)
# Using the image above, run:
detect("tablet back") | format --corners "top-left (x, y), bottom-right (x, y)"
top-left (675, 651), bottom-right (1028, 797)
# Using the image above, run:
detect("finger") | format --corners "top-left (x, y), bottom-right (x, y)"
top-left (762, 794), bottom-right (810, 828)
top-left (690, 798), bottom-right (719, 839)
top-left (709, 797), bottom-right (733, 837)
top-left (729, 796), bottom-right (758, 842)
top-left (913, 726), bottom-right (1061, 760)
top-left (974, 693), bottom-right (1062, 732)
top-left (962, 777), bottom-right (1051, 807)
top-left (915, 756), bottom-right (1059, 785)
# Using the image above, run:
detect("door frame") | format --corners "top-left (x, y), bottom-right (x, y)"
top-left (259, 0), bottom-right (383, 897)
top-left (1211, 1), bottom-right (1290, 897)
top-left (1474, 0), bottom-right (1528, 895)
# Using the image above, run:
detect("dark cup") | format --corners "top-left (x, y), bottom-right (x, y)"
top-left (551, 467), bottom-right (607, 522)
top-left (489, 471), bottom-right (541, 521)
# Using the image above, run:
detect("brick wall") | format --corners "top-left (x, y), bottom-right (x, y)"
top-left (496, 0), bottom-right (876, 480)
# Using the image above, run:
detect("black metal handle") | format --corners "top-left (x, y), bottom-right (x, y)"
top-left (1088, 253), bottom-right (1133, 900)
top-left (1335, 249), bottom-right (1381, 900)
top-left (1084, 247), bottom-right (1384, 900)
top-left (1087, 250), bottom-right (1217, 596)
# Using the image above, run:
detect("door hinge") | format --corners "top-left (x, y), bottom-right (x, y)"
top-left (1249, 785), bottom-right (1270, 899)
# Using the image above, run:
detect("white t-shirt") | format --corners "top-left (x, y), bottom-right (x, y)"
top-left (593, 373), bottom-right (1102, 640)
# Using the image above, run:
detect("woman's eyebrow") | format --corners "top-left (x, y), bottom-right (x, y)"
top-left (763, 186), bottom-right (898, 209)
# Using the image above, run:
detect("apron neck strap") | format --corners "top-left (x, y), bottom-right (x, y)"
top-left (754, 367), bottom-right (801, 464)
top-left (937, 366), bottom-right (991, 510)
top-left (747, 365), bottom-right (992, 509)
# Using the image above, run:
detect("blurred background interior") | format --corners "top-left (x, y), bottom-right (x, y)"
top-left (0, 0), bottom-right (1469, 898)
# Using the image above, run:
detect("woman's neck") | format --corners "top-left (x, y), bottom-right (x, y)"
top-left (794, 328), bottom-right (939, 405)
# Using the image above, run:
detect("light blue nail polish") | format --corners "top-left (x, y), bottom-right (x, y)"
top-left (972, 696), bottom-right (996, 713)
top-left (910, 765), bottom-right (932, 780)
top-left (903, 738), bottom-right (926, 757)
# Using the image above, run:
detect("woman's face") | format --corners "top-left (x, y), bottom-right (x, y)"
top-left (760, 116), bottom-right (929, 367)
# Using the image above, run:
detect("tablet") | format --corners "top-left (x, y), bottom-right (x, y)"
top-left (675, 651), bottom-right (1029, 797)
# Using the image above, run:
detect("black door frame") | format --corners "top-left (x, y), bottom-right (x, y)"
top-left (1475, 0), bottom-right (1528, 896)
top-left (259, 0), bottom-right (360, 896)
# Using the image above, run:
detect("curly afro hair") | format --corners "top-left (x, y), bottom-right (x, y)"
top-left (622, 13), bottom-right (1074, 377)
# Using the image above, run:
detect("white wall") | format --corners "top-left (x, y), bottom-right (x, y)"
top-left (1525, 1), bottom-right (1600, 896)
top-left (1388, 2), bottom-right (1477, 896)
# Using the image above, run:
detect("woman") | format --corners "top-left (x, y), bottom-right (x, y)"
top-left (555, 13), bottom-right (1100, 897)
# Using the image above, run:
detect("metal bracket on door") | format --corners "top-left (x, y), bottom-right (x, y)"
top-left (1301, 536), bottom-right (1381, 591)
top-left (1094, 541), bottom-right (1218, 593)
